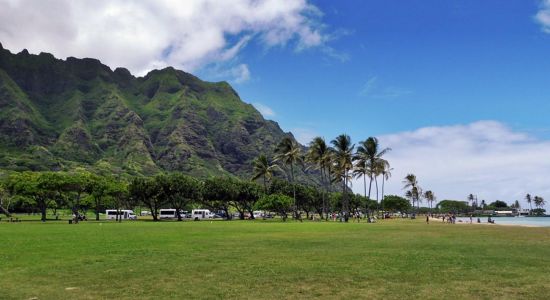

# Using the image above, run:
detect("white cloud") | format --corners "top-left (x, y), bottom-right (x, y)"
top-left (253, 103), bottom-right (276, 118)
top-left (535, 0), bottom-right (550, 33)
top-left (352, 121), bottom-right (550, 208)
top-left (292, 128), bottom-right (318, 144)
top-left (359, 76), bottom-right (412, 99)
top-left (0, 0), bottom-right (327, 76)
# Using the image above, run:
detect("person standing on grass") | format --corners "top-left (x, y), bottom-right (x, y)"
top-left (426, 215), bottom-right (429, 224)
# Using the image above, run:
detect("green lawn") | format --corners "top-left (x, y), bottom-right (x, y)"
top-left (1, 219), bottom-right (549, 299)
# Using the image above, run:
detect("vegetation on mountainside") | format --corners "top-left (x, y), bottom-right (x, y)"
top-left (0, 45), bottom-right (301, 179)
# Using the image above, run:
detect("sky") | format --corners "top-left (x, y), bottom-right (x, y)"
top-left (1, 0), bottom-right (549, 207)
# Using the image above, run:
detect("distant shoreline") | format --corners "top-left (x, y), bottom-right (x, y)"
top-left (428, 217), bottom-right (543, 228)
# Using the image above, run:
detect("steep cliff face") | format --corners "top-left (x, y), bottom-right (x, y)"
top-left (0, 44), bottom-right (299, 178)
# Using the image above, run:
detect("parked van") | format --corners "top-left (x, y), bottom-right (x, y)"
top-left (159, 209), bottom-right (177, 219)
top-left (105, 210), bottom-right (137, 220)
top-left (253, 211), bottom-right (264, 219)
top-left (191, 209), bottom-right (213, 221)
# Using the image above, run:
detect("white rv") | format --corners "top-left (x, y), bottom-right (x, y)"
top-left (191, 209), bottom-right (213, 221)
top-left (105, 210), bottom-right (137, 220)
top-left (253, 211), bottom-right (264, 219)
top-left (159, 209), bottom-right (177, 219)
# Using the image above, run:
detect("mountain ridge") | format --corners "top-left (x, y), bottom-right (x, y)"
top-left (0, 44), bottom-right (307, 180)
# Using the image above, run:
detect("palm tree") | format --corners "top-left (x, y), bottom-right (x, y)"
top-left (380, 163), bottom-right (392, 213)
top-left (355, 137), bottom-right (391, 204)
top-left (251, 154), bottom-right (281, 193)
top-left (274, 137), bottom-right (303, 219)
top-left (352, 154), bottom-right (369, 217)
top-left (423, 190), bottom-right (435, 211)
top-left (467, 194), bottom-right (475, 212)
top-left (306, 137), bottom-right (333, 220)
top-left (402, 173), bottom-right (420, 213)
top-left (331, 134), bottom-right (354, 222)
top-left (534, 196), bottom-right (546, 211)
top-left (525, 194), bottom-right (533, 215)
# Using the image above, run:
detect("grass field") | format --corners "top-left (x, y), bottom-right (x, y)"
top-left (1, 218), bottom-right (550, 299)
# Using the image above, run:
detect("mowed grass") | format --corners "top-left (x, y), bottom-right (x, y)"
top-left (1, 219), bottom-right (550, 299)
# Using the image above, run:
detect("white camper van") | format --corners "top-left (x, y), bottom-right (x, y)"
top-left (105, 210), bottom-right (137, 220)
top-left (191, 209), bottom-right (213, 221)
top-left (159, 209), bottom-right (177, 219)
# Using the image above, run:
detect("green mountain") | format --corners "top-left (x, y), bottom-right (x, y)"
top-left (0, 43), bottom-right (304, 179)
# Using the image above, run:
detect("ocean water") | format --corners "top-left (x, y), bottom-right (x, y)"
top-left (454, 216), bottom-right (550, 227)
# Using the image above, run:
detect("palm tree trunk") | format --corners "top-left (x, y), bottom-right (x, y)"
top-left (375, 176), bottom-right (379, 202)
top-left (368, 177), bottom-right (373, 200)
top-left (320, 168), bottom-right (325, 220)
top-left (381, 176), bottom-right (385, 214)
top-left (290, 163), bottom-right (297, 220)
top-left (363, 174), bottom-right (368, 219)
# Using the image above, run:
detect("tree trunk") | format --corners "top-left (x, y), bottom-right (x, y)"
top-left (381, 176), bottom-right (385, 214)
top-left (368, 177), bottom-right (373, 200)
top-left (342, 171), bottom-right (349, 222)
top-left (290, 163), bottom-right (297, 220)
top-left (0, 204), bottom-right (10, 217)
top-left (39, 199), bottom-right (47, 222)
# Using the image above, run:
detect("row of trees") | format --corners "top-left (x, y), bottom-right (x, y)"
top-left (253, 135), bottom-right (393, 222)
top-left (0, 168), bottom-right (415, 222)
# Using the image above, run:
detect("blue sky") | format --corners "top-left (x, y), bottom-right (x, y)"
top-left (1, 0), bottom-right (550, 204)
top-left (205, 0), bottom-right (550, 142)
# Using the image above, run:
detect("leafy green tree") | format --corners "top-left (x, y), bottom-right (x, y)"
top-left (202, 177), bottom-right (238, 220)
top-left (255, 194), bottom-right (293, 221)
top-left (87, 175), bottom-right (111, 221)
top-left (331, 134), bottom-right (354, 222)
top-left (488, 200), bottom-right (508, 209)
top-left (108, 180), bottom-right (131, 222)
top-left (62, 171), bottom-right (92, 223)
top-left (234, 180), bottom-right (262, 219)
top-left (295, 184), bottom-right (319, 219)
top-left (8, 172), bottom-right (58, 222)
top-left (129, 177), bottom-right (162, 221)
top-left (437, 200), bottom-right (469, 213)
top-left (251, 154), bottom-right (280, 194)
top-left (161, 173), bottom-right (201, 221)
top-left (0, 182), bottom-right (11, 217)
top-left (274, 137), bottom-right (303, 219)
top-left (381, 195), bottom-right (411, 212)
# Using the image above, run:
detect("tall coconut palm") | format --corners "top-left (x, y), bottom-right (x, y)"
top-left (534, 196), bottom-right (546, 210)
top-left (423, 190), bottom-right (435, 211)
top-left (467, 194), bottom-right (475, 212)
top-left (380, 162), bottom-right (392, 213)
top-left (525, 194), bottom-right (533, 215)
top-left (306, 137), bottom-right (333, 220)
top-left (251, 154), bottom-right (281, 193)
top-left (331, 134), bottom-right (354, 222)
top-left (372, 158), bottom-right (389, 204)
top-left (352, 154), bottom-right (369, 216)
top-left (355, 137), bottom-right (391, 204)
top-left (402, 173), bottom-right (420, 213)
top-left (274, 137), bottom-right (303, 219)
